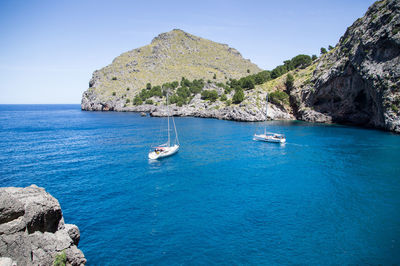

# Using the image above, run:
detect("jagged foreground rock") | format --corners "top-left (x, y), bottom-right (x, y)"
top-left (291, 0), bottom-right (400, 132)
top-left (0, 185), bottom-right (86, 266)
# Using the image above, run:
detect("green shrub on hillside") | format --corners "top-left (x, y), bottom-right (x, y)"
top-left (169, 93), bottom-right (186, 106)
top-left (181, 77), bottom-right (191, 87)
top-left (269, 91), bottom-right (289, 105)
top-left (177, 86), bottom-right (191, 99)
top-left (229, 79), bottom-right (239, 88)
top-left (290, 55), bottom-right (312, 69)
top-left (232, 88), bottom-right (244, 104)
top-left (189, 79), bottom-right (204, 94)
top-left (240, 77), bottom-right (255, 90)
top-left (150, 86), bottom-right (162, 97)
top-left (145, 99), bottom-right (153, 104)
top-left (220, 93), bottom-right (227, 101)
top-left (271, 65), bottom-right (287, 79)
top-left (54, 251), bottom-right (66, 266)
top-left (285, 74), bottom-right (294, 89)
top-left (133, 95), bottom-right (143, 105)
top-left (216, 82), bottom-right (225, 88)
top-left (268, 54), bottom-right (313, 80)
top-left (139, 89), bottom-right (150, 100)
top-left (171, 81), bottom-right (179, 89)
top-left (162, 82), bottom-right (177, 90)
top-left (201, 90), bottom-right (218, 102)
top-left (169, 93), bottom-right (179, 104)
top-left (139, 85), bottom-right (163, 100)
top-left (224, 86), bottom-right (233, 94)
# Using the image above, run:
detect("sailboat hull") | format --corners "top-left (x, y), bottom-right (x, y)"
top-left (148, 145), bottom-right (179, 160)
top-left (253, 93), bottom-right (286, 144)
top-left (253, 134), bottom-right (286, 143)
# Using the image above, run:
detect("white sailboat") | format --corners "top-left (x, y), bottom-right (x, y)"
top-left (148, 93), bottom-right (180, 160)
top-left (253, 93), bottom-right (286, 144)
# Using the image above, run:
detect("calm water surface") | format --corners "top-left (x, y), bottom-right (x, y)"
top-left (0, 104), bottom-right (399, 265)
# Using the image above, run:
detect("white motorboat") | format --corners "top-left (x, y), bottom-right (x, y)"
top-left (253, 132), bottom-right (286, 143)
top-left (148, 92), bottom-right (180, 160)
top-left (253, 93), bottom-right (286, 144)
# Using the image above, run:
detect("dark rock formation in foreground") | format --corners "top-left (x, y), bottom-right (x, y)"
top-left (292, 0), bottom-right (400, 132)
top-left (0, 185), bottom-right (86, 265)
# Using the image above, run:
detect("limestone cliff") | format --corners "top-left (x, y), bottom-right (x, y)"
top-left (0, 185), bottom-right (86, 266)
top-left (291, 0), bottom-right (400, 132)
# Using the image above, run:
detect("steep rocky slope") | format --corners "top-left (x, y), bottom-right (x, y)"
top-left (291, 0), bottom-right (400, 132)
top-left (0, 185), bottom-right (86, 265)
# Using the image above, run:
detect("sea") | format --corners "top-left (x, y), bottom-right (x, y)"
top-left (0, 104), bottom-right (399, 265)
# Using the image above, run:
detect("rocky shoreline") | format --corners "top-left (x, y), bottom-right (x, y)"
top-left (81, 100), bottom-right (294, 122)
top-left (81, 84), bottom-right (295, 122)
top-left (0, 185), bottom-right (86, 266)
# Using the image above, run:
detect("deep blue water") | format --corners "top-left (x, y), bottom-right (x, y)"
top-left (1, 104), bottom-right (400, 265)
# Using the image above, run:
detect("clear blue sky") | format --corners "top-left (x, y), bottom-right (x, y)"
top-left (0, 0), bottom-right (375, 104)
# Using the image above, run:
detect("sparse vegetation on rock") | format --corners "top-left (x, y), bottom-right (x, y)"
top-left (53, 251), bottom-right (67, 266)
top-left (232, 88), bottom-right (244, 104)
top-left (201, 90), bottom-right (218, 102)
top-left (269, 91), bottom-right (289, 106)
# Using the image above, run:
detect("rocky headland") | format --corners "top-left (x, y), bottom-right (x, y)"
top-left (0, 185), bottom-right (86, 266)
top-left (291, 0), bottom-right (400, 132)
top-left (82, 0), bottom-right (400, 133)
top-left (81, 28), bottom-right (294, 122)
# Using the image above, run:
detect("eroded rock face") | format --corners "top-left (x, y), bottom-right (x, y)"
top-left (0, 185), bottom-right (86, 266)
top-left (148, 101), bottom-right (294, 122)
top-left (295, 0), bottom-right (400, 132)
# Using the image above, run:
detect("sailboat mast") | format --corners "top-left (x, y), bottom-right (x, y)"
top-left (167, 92), bottom-right (170, 147)
top-left (265, 93), bottom-right (268, 120)
top-left (172, 116), bottom-right (179, 145)
top-left (265, 93), bottom-right (268, 134)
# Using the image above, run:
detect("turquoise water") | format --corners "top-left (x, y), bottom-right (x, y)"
top-left (1, 104), bottom-right (400, 265)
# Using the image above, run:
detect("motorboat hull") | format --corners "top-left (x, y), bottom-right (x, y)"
top-left (148, 145), bottom-right (179, 160)
top-left (253, 134), bottom-right (286, 143)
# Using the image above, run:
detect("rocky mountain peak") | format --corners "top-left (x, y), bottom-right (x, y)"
top-left (82, 29), bottom-right (261, 111)
top-left (151, 29), bottom-right (199, 44)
